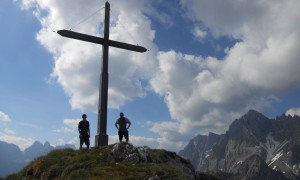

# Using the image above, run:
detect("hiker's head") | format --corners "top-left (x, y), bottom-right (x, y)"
top-left (82, 114), bottom-right (87, 119)
top-left (120, 112), bottom-right (124, 117)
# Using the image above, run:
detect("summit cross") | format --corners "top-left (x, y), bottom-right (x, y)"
top-left (57, 1), bottom-right (147, 146)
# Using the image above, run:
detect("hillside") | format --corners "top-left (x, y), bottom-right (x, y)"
top-left (7, 142), bottom-right (219, 180)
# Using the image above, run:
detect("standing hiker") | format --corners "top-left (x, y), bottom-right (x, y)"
top-left (115, 112), bottom-right (131, 143)
top-left (78, 114), bottom-right (90, 149)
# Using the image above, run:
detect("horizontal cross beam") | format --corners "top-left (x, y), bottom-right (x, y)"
top-left (57, 30), bottom-right (147, 53)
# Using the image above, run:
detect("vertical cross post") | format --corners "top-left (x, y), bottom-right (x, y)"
top-left (57, 1), bottom-right (147, 147)
top-left (95, 1), bottom-right (110, 146)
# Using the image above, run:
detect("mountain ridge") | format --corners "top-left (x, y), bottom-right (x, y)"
top-left (179, 109), bottom-right (300, 179)
top-left (0, 140), bottom-right (75, 178)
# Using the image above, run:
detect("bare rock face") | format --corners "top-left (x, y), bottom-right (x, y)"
top-left (111, 142), bottom-right (196, 179)
top-left (112, 142), bottom-right (151, 163)
top-left (179, 110), bottom-right (300, 179)
top-left (179, 132), bottom-right (223, 170)
top-left (230, 155), bottom-right (289, 180)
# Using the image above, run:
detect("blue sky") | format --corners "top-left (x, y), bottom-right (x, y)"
top-left (1, 0), bottom-right (300, 152)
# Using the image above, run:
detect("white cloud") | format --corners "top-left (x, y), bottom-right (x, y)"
top-left (21, 0), bottom-right (300, 152)
top-left (63, 119), bottom-right (80, 129)
top-left (55, 137), bottom-right (78, 147)
top-left (52, 127), bottom-right (73, 133)
top-left (66, 137), bottom-right (78, 145)
top-left (286, 108), bottom-right (300, 117)
top-left (17, 122), bottom-right (40, 129)
top-left (149, 0), bottom-right (300, 150)
top-left (53, 118), bottom-right (80, 133)
top-left (0, 112), bottom-right (11, 123)
top-left (0, 132), bottom-right (34, 151)
top-left (21, 0), bottom-right (157, 111)
top-left (192, 26), bottom-right (207, 40)
top-left (4, 128), bottom-right (16, 135)
top-left (56, 138), bottom-right (65, 146)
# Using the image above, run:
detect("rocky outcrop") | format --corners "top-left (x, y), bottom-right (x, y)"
top-left (111, 142), bottom-right (196, 179)
top-left (112, 142), bottom-right (151, 163)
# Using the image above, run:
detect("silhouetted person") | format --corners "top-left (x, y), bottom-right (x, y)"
top-left (78, 114), bottom-right (90, 149)
top-left (115, 112), bottom-right (131, 143)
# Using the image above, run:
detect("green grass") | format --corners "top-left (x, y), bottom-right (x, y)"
top-left (6, 144), bottom-right (193, 180)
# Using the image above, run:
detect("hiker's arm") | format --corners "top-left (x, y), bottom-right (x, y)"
top-left (127, 120), bottom-right (131, 129)
top-left (78, 124), bottom-right (81, 134)
top-left (115, 121), bottom-right (119, 129)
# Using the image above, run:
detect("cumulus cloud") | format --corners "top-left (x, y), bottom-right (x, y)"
top-left (4, 128), bottom-right (16, 135)
top-left (21, 0), bottom-right (300, 151)
top-left (149, 0), bottom-right (300, 150)
top-left (0, 132), bottom-right (34, 151)
top-left (21, 0), bottom-right (157, 111)
top-left (55, 136), bottom-right (78, 147)
top-left (52, 118), bottom-right (80, 133)
top-left (48, 118), bottom-right (79, 147)
top-left (192, 26), bottom-right (207, 40)
top-left (63, 119), bottom-right (80, 129)
top-left (0, 112), bottom-right (11, 123)
top-left (286, 108), bottom-right (300, 117)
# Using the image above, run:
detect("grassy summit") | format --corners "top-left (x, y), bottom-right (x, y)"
top-left (6, 143), bottom-right (200, 180)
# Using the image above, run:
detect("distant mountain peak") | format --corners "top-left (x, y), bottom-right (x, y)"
top-left (179, 110), bottom-right (300, 179)
top-left (241, 109), bottom-right (267, 121)
top-left (247, 109), bottom-right (261, 115)
top-left (0, 140), bottom-right (76, 178)
top-left (32, 140), bottom-right (43, 146)
top-left (44, 141), bottom-right (50, 146)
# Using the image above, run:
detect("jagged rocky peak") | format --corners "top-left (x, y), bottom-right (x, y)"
top-left (30, 141), bottom-right (43, 148)
top-left (180, 110), bottom-right (300, 179)
top-left (228, 109), bottom-right (272, 143)
top-left (24, 141), bottom-right (55, 162)
top-left (44, 141), bottom-right (51, 147)
top-left (271, 112), bottom-right (300, 142)
top-left (178, 132), bottom-right (223, 169)
top-left (208, 132), bottom-right (222, 140)
top-left (230, 155), bottom-right (289, 180)
top-left (237, 109), bottom-right (271, 124)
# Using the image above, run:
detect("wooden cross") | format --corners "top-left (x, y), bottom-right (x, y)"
top-left (57, 1), bottom-right (147, 147)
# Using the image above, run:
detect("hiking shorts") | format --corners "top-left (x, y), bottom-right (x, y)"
top-left (80, 134), bottom-right (90, 147)
top-left (118, 130), bottom-right (129, 142)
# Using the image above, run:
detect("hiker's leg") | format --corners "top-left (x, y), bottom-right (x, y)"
top-left (80, 137), bottom-right (83, 149)
top-left (87, 138), bottom-right (90, 149)
top-left (85, 137), bottom-right (90, 149)
top-left (125, 130), bottom-right (129, 143)
top-left (118, 131), bottom-right (122, 142)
